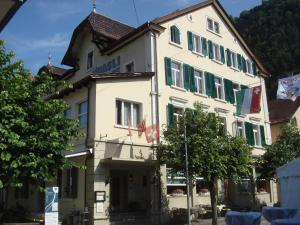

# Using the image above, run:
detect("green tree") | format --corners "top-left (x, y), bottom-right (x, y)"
top-left (158, 103), bottom-right (252, 225)
top-left (235, 0), bottom-right (300, 99)
top-left (0, 41), bottom-right (80, 193)
top-left (260, 124), bottom-right (300, 178)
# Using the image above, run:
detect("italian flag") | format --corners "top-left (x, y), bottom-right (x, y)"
top-left (236, 86), bottom-right (262, 115)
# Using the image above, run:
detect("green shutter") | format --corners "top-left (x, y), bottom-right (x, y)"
top-left (205, 72), bottom-right (211, 96)
top-left (211, 74), bottom-right (217, 98)
top-left (226, 49), bottom-right (232, 67)
top-left (164, 57), bottom-right (172, 86)
top-left (245, 122), bottom-right (254, 146)
top-left (187, 31), bottom-right (193, 51)
top-left (237, 54), bottom-right (242, 70)
top-left (201, 37), bottom-right (207, 56)
top-left (208, 40), bottom-right (213, 59)
top-left (190, 66), bottom-right (196, 92)
top-left (241, 85), bottom-right (248, 90)
top-left (224, 79), bottom-right (234, 104)
top-left (175, 26), bottom-right (180, 44)
top-left (242, 56), bottom-right (247, 73)
top-left (252, 62), bottom-right (258, 76)
top-left (183, 64), bottom-right (190, 90)
top-left (168, 104), bottom-right (175, 127)
top-left (260, 125), bottom-right (266, 146)
top-left (205, 72), bottom-right (216, 97)
top-left (220, 45), bottom-right (225, 64)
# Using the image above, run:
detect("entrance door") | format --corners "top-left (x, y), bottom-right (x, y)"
top-left (110, 171), bottom-right (128, 212)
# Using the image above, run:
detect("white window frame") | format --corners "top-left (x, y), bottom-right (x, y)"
top-left (59, 168), bottom-right (78, 199)
top-left (246, 59), bottom-right (253, 75)
top-left (234, 120), bottom-right (245, 137)
top-left (192, 33), bottom-right (203, 55)
top-left (230, 51), bottom-right (238, 70)
top-left (214, 76), bottom-right (224, 100)
top-left (219, 116), bottom-right (227, 133)
top-left (86, 51), bottom-right (94, 71)
top-left (194, 69), bottom-right (205, 95)
top-left (233, 83), bottom-right (240, 105)
top-left (78, 100), bottom-right (88, 128)
top-left (115, 99), bottom-right (142, 128)
top-left (212, 43), bottom-right (221, 62)
top-left (206, 16), bottom-right (221, 36)
top-left (253, 124), bottom-right (262, 147)
top-left (171, 60), bottom-right (183, 88)
top-left (169, 24), bottom-right (182, 48)
top-left (124, 60), bottom-right (135, 73)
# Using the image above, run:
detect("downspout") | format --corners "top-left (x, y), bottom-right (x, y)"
top-left (150, 27), bottom-right (161, 224)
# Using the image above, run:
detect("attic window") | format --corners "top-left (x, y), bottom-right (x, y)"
top-left (170, 25), bottom-right (181, 45)
top-left (87, 51), bottom-right (93, 70)
top-left (207, 17), bottom-right (220, 35)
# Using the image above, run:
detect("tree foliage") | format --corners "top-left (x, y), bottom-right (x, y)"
top-left (158, 103), bottom-right (252, 225)
top-left (0, 40), bottom-right (80, 190)
top-left (260, 124), bottom-right (300, 178)
top-left (235, 0), bottom-right (300, 99)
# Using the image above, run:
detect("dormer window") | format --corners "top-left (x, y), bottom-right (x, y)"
top-left (87, 51), bottom-right (93, 70)
top-left (170, 25), bottom-right (181, 45)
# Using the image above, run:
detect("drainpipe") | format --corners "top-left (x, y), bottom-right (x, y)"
top-left (150, 27), bottom-right (161, 224)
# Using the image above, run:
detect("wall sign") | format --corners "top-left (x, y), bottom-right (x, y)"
top-left (45, 187), bottom-right (59, 225)
top-left (93, 56), bottom-right (120, 73)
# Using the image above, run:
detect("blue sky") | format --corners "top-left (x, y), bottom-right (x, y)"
top-left (0, 0), bottom-right (261, 74)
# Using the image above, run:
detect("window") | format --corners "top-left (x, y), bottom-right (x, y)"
top-left (207, 18), bottom-right (213, 31)
top-left (64, 108), bottom-right (72, 118)
top-left (170, 25), bottom-right (181, 45)
top-left (116, 99), bottom-right (141, 128)
top-left (233, 83), bottom-right (240, 104)
top-left (234, 120), bottom-right (245, 137)
top-left (212, 43), bottom-right (221, 62)
top-left (125, 61), bottom-right (134, 72)
top-left (253, 124), bottom-right (261, 147)
top-left (219, 116), bottom-right (227, 134)
top-left (171, 61), bottom-right (183, 88)
top-left (230, 52), bottom-right (238, 69)
top-left (58, 168), bottom-right (78, 199)
top-left (246, 60), bottom-right (253, 74)
top-left (214, 77), bottom-right (224, 99)
top-left (207, 17), bottom-right (220, 34)
top-left (194, 70), bottom-right (205, 94)
top-left (78, 101), bottom-right (88, 128)
top-left (256, 169), bottom-right (270, 193)
top-left (196, 178), bottom-right (209, 195)
top-left (167, 168), bottom-right (186, 195)
top-left (238, 179), bottom-right (251, 193)
top-left (87, 51), bottom-right (93, 70)
top-left (173, 107), bottom-right (184, 125)
top-left (192, 34), bottom-right (202, 54)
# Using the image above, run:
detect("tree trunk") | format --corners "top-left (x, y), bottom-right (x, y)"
top-left (209, 179), bottom-right (218, 225)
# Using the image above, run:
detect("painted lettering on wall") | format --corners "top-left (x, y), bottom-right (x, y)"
top-left (93, 56), bottom-right (121, 73)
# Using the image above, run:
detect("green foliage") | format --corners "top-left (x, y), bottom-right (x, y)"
top-left (235, 0), bottom-right (300, 99)
top-left (260, 124), bottom-right (300, 178)
top-left (0, 40), bottom-right (81, 189)
top-left (158, 102), bottom-right (252, 183)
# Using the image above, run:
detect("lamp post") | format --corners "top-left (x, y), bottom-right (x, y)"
top-left (184, 124), bottom-right (191, 225)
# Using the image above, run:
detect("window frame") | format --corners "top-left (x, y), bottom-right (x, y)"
top-left (192, 33), bottom-right (203, 55)
top-left (115, 99), bottom-right (142, 129)
top-left (86, 51), bottom-right (94, 71)
top-left (234, 120), bottom-right (245, 137)
top-left (59, 168), bottom-right (79, 199)
top-left (233, 82), bottom-right (240, 105)
top-left (214, 76), bottom-right (224, 100)
top-left (206, 16), bottom-right (221, 35)
top-left (194, 69), bottom-right (205, 95)
top-left (253, 124), bottom-right (262, 147)
top-left (171, 60), bottom-right (183, 88)
top-left (246, 59), bottom-right (254, 75)
top-left (219, 116), bottom-right (227, 134)
top-left (230, 51), bottom-right (238, 70)
top-left (169, 24), bottom-right (182, 47)
top-left (78, 100), bottom-right (88, 129)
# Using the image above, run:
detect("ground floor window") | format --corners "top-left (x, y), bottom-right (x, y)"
top-left (57, 168), bottom-right (78, 199)
top-left (196, 179), bottom-right (209, 195)
top-left (256, 179), bottom-right (270, 193)
top-left (167, 168), bottom-right (186, 195)
top-left (238, 178), bottom-right (251, 193)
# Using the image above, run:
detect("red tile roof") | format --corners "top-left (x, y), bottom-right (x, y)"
top-left (268, 98), bottom-right (300, 124)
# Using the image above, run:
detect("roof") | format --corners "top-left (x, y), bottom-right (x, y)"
top-left (152, 0), bottom-right (269, 77)
top-left (38, 64), bottom-right (73, 77)
top-left (51, 72), bottom-right (154, 98)
top-left (268, 98), bottom-right (300, 125)
top-left (0, 0), bottom-right (26, 32)
top-left (62, 12), bottom-right (135, 66)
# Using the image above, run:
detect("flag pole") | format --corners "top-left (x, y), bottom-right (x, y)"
top-left (184, 122), bottom-right (191, 225)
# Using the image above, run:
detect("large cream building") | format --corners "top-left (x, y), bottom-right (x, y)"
top-left (6, 0), bottom-right (278, 224)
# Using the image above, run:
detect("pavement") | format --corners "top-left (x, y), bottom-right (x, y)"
top-left (168, 217), bottom-right (269, 225)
